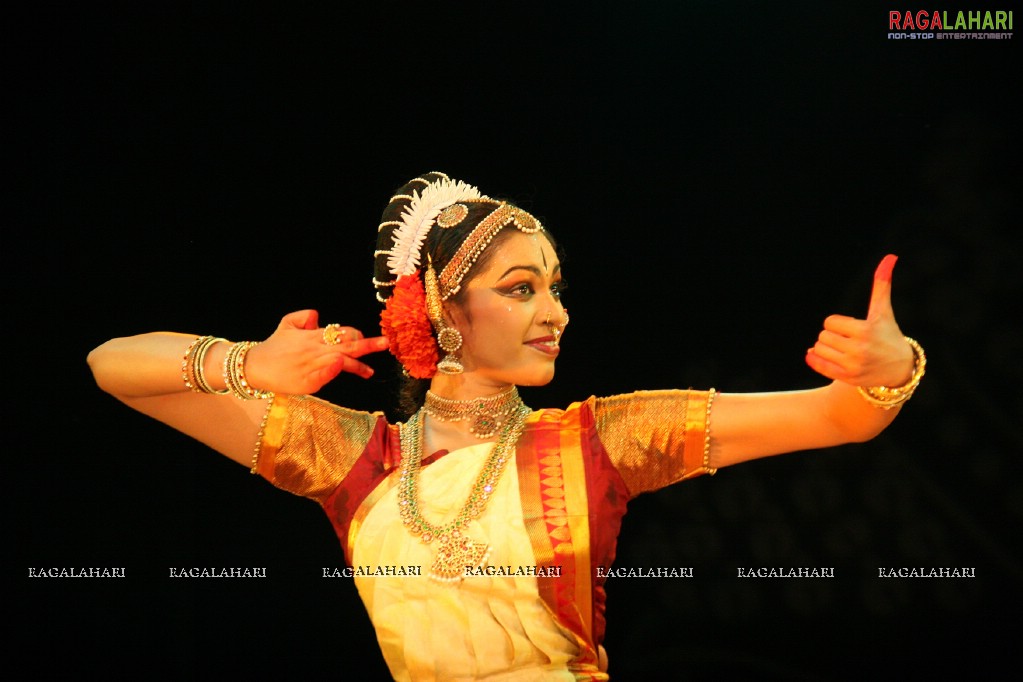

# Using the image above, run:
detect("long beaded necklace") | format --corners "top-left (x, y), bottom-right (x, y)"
top-left (398, 400), bottom-right (531, 583)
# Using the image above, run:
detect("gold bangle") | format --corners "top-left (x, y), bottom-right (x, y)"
top-left (181, 336), bottom-right (203, 390)
top-left (857, 336), bottom-right (926, 410)
top-left (223, 341), bottom-right (274, 400)
top-left (182, 336), bottom-right (230, 395)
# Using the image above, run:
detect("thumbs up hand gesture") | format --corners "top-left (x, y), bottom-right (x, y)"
top-left (805, 255), bottom-right (915, 388)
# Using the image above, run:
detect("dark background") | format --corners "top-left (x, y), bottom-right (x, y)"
top-left (10, 2), bottom-right (1020, 680)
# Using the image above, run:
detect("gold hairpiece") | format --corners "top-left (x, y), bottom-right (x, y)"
top-left (436, 203), bottom-right (468, 228)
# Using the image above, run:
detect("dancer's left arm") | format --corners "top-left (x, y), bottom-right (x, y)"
top-left (709, 255), bottom-right (918, 468)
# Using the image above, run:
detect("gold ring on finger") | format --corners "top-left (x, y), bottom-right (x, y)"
top-left (323, 324), bottom-right (346, 345)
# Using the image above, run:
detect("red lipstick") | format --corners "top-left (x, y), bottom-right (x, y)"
top-left (525, 335), bottom-right (560, 356)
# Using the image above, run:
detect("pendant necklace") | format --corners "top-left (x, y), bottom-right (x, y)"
top-left (398, 393), bottom-right (530, 583)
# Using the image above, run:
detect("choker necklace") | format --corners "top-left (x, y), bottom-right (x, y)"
top-left (398, 402), bottom-right (531, 583)
top-left (423, 385), bottom-right (523, 439)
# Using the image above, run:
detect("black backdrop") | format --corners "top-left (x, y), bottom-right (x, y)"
top-left (10, 2), bottom-right (1020, 680)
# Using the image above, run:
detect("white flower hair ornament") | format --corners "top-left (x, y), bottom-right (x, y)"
top-left (385, 178), bottom-right (486, 278)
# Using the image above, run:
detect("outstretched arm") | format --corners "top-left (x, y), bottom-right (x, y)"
top-left (709, 255), bottom-right (920, 469)
top-left (87, 309), bottom-right (389, 467)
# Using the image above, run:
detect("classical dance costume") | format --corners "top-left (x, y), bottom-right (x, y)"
top-left (254, 389), bottom-right (715, 680)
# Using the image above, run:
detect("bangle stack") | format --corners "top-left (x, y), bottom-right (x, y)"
top-left (223, 341), bottom-right (274, 400)
top-left (182, 335), bottom-right (230, 395)
top-left (857, 336), bottom-right (926, 410)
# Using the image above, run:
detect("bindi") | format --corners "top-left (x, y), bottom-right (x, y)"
top-left (534, 235), bottom-right (548, 274)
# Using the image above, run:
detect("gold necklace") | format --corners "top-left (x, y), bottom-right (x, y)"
top-left (398, 403), bottom-right (531, 583)
top-left (423, 385), bottom-right (523, 439)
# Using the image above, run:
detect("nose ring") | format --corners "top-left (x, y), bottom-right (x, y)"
top-left (545, 311), bottom-right (551, 326)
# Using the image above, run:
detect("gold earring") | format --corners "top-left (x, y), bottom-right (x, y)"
top-left (436, 326), bottom-right (464, 375)
top-left (425, 261), bottom-right (463, 374)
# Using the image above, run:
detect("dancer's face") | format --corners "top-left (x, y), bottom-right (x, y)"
top-left (449, 230), bottom-right (567, 390)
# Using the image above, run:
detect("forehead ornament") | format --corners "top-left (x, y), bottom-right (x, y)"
top-left (438, 202), bottom-right (543, 300)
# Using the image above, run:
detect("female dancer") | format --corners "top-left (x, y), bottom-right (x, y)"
top-left (88, 171), bottom-right (924, 680)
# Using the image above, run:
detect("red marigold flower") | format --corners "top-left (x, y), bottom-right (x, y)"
top-left (380, 271), bottom-right (438, 379)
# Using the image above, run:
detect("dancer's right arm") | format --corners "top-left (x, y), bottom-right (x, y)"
top-left (87, 310), bottom-right (389, 467)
